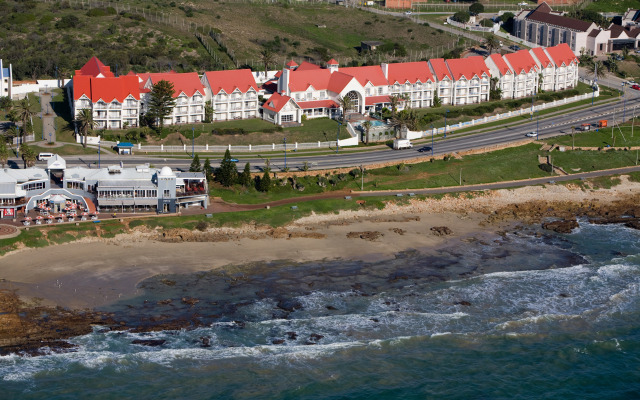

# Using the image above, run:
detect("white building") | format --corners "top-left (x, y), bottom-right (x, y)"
top-left (138, 72), bottom-right (206, 125)
top-left (201, 69), bottom-right (259, 121)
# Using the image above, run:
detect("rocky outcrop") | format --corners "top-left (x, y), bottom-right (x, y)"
top-left (346, 231), bottom-right (383, 241)
top-left (430, 226), bottom-right (453, 236)
top-left (542, 219), bottom-right (579, 233)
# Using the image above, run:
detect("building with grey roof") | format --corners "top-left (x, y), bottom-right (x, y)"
top-left (0, 157), bottom-right (208, 218)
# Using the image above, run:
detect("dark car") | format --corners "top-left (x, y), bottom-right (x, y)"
top-left (417, 146), bottom-right (432, 153)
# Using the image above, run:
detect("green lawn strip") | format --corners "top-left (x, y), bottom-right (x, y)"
top-left (584, 0), bottom-right (639, 12)
top-left (551, 149), bottom-right (639, 173)
top-left (29, 144), bottom-right (100, 156)
top-left (545, 126), bottom-right (640, 148)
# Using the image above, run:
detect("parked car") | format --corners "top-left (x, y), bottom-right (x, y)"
top-left (509, 45), bottom-right (521, 51)
top-left (632, 84), bottom-right (640, 91)
top-left (525, 132), bottom-right (536, 137)
top-left (405, 11), bottom-right (412, 15)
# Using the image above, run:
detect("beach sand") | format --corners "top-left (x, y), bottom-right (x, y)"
top-left (1, 176), bottom-right (639, 309)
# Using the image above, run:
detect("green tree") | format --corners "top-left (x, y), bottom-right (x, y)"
top-left (239, 162), bottom-right (252, 187)
top-left (338, 95), bottom-right (354, 121)
top-left (469, 2), bottom-right (484, 16)
top-left (218, 149), bottom-right (237, 187)
top-left (452, 11), bottom-right (470, 24)
top-left (148, 80), bottom-right (177, 130)
top-left (433, 92), bottom-right (442, 108)
top-left (500, 12), bottom-right (515, 32)
top-left (7, 108), bottom-right (19, 125)
top-left (0, 96), bottom-right (12, 110)
top-left (75, 108), bottom-right (94, 148)
top-left (258, 169), bottom-right (271, 192)
top-left (203, 100), bottom-right (214, 123)
top-left (189, 154), bottom-right (202, 172)
top-left (4, 125), bottom-right (18, 143)
top-left (203, 157), bottom-right (213, 181)
top-left (0, 141), bottom-right (9, 168)
top-left (388, 94), bottom-right (408, 120)
top-left (20, 143), bottom-right (36, 168)
top-left (260, 48), bottom-right (274, 73)
top-left (587, 60), bottom-right (605, 80)
top-left (390, 109), bottom-right (419, 133)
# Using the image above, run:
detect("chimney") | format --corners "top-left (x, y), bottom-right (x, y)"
top-left (381, 63), bottom-right (389, 79)
top-left (279, 68), bottom-right (290, 95)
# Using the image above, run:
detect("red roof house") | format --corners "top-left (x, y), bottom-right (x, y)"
top-left (530, 47), bottom-right (553, 68)
top-left (75, 57), bottom-right (114, 78)
top-left (140, 72), bottom-right (205, 98)
top-left (487, 53), bottom-right (513, 76)
top-left (503, 50), bottom-right (539, 74)
top-left (428, 58), bottom-right (453, 81)
top-left (545, 43), bottom-right (579, 67)
top-left (202, 69), bottom-right (259, 94)
top-left (445, 56), bottom-right (491, 80)
top-left (73, 75), bottom-right (140, 102)
top-left (385, 61), bottom-right (435, 84)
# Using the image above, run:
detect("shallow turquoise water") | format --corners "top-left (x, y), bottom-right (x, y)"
top-left (1, 222), bottom-right (639, 399)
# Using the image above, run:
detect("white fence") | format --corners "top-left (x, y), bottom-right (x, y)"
top-left (409, 90), bottom-right (600, 138)
top-left (446, 17), bottom-right (499, 33)
top-left (75, 135), bottom-right (101, 145)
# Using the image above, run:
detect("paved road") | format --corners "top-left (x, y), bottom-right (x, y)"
top-left (39, 91), bottom-right (56, 143)
top-left (30, 88), bottom-right (638, 173)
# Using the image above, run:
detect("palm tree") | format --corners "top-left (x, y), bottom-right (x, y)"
top-left (390, 109), bottom-right (419, 137)
top-left (362, 120), bottom-right (372, 144)
top-left (20, 143), bottom-right (36, 168)
top-left (338, 95), bottom-right (354, 123)
top-left (484, 34), bottom-right (500, 55)
top-left (17, 98), bottom-right (36, 144)
top-left (75, 108), bottom-right (94, 148)
top-left (4, 125), bottom-right (19, 143)
top-left (260, 48), bottom-right (274, 73)
top-left (586, 60), bottom-right (605, 81)
top-left (388, 94), bottom-right (408, 119)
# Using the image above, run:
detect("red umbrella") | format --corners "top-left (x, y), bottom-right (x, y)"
top-left (58, 214), bottom-right (66, 218)
top-left (47, 215), bottom-right (54, 219)
top-left (24, 216), bottom-right (32, 221)
top-left (46, 207), bottom-right (51, 211)
top-left (71, 204), bottom-right (78, 209)
top-left (82, 212), bottom-right (89, 216)
top-left (36, 216), bottom-right (43, 220)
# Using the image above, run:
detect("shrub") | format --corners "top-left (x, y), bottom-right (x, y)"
top-left (56, 14), bottom-right (79, 29)
top-left (212, 128), bottom-right (247, 135)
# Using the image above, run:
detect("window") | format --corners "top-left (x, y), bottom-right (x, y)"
top-left (378, 87), bottom-right (384, 95)
top-left (281, 115), bottom-right (293, 122)
top-left (163, 190), bottom-right (170, 198)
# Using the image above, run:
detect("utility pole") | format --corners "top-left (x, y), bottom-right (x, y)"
top-left (360, 165), bottom-right (364, 190)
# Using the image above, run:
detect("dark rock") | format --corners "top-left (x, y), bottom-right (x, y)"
top-left (304, 341), bottom-right (317, 345)
top-left (542, 219), bottom-right (579, 233)
top-left (558, 293), bottom-right (569, 298)
top-left (277, 299), bottom-right (303, 312)
top-left (181, 297), bottom-right (200, 306)
top-left (272, 339), bottom-right (285, 345)
top-left (131, 339), bottom-right (166, 347)
top-left (286, 331), bottom-right (298, 340)
top-left (326, 305), bottom-right (337, 310)
top-left (624, 220), bottom-right (640, 230)
top-left (309, 333), bottom-right (324, 341)
top-left (455, 301), bottom-right (472, 306)
top-left (430, 226), bottom-right (453, 236)
top-left (272, 310), bottom-right (290, 320)
top-left (200, 336), bottom-right (211, 347)
top-left (370, 318), bottom-right (379, 323)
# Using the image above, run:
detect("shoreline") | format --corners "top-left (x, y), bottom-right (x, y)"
top-left (1, 175), bottom-right (639, 310)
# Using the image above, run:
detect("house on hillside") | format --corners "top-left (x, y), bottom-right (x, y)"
top-left (428, 58), bottom-right (454, 105)
top-left (445, 57), bottom-right (491, 105)
top-left (503, 50), bottom-right (540, 98)
top-left (544, 43), bottom-right (579, 90)
top-left (384, 61), bottom-right (435, 109)
top-left (201, 69), bottom-right (259, 121)
top-left (529, 47), bottom-right (555, 91)
top-left (484, 53), bottom-right (515, 99)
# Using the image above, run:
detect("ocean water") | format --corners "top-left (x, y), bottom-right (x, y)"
top-left (2, 222), bottom-right (640, 399)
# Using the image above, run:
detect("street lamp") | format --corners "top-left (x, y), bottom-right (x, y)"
top-left (530, 90), bottom-right (535, 121)
top-left (98, 139), bottom-right (101, 169)
top-left (191, 127), bottom-right (195, 158)
top-left (536, 110), bottom-right (540, 140)
top-left (284, 136), bottom-right (287, 170)
top-left (444, 109), bottom-right (449, 138)
top-left (622, 83), bottom-right (627, 121)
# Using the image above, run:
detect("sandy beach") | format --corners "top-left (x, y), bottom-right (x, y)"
top-left (1, 176), bottom-right (639, 309)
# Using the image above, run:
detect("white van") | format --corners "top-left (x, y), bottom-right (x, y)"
top-left (37, 152), bottom-right (55, 161)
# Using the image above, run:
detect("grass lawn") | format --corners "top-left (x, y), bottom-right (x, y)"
top-left (552, 149), bottom-right (640, 173)
top-left (546, 125), bottom-right (640, 148)
top-left (585, 0), bottom-right (639, 13)
top-left (29, 143), bottom-right (102, 156)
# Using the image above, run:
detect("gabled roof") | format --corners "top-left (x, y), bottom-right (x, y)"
top-left (327, 71), bottom-right (357, 93)
top-left (504, 50), bottom-right (539, 74)
top-left (526, 9), bottom-right (594, 32)
top-left (285, 60), bottom-right (299, 67)
top-left (530, 48), bottom-right (553, 68)
top-left (428, 58), bottom-right (452, 81)
top-left (545, 43), bottom-right (579, 67)
top-left (534, 2), bottom-right (552, 14)
top-left (445, 56), bottom-right (490, 80)
top-left (140, 72), bottom-right (204, 98)
top-left (327, 59), bottom-right (339, 65)
top-left (73, 75), bottom-right (141, 102)
top-left (488, 53), bottom-right (513, 75)
top-left (288, 69), bottom-right (332, 92)
top-left (588, 29), bottom-right (602, 38)
top-left (609, 24), bottom-right (629, 39)
top-left (262, 93), bottom-right (297, 112)
top-left (75, 57), bottom-right (114, 78)
top-left (296, 61), bottom-right (323, 71)
top-left (339, 65), bottom-right (388, 87)
top-left (203, 69), bottom-right (258, 94)
top-left (386, 61), bottom-right (434, 84)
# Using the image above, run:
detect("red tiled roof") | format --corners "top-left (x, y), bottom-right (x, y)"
top-left (386, 61), bottom-right (434, 84)
top-left (545, 43), bottom-right (578, 67)
top-left (288, 69), bottom-right (332, 92)
top-left (296, 100), bottom-right (339, 109)
top-left (530, 48), bottom-right (553, 68)
top-left (327, 71), bottom-right (357, 93)
top-left (365, 95), bottom-right (390, 105)
top-left (203, 69), bottom-right (258, 94)
top-left (140, 72), bottom-right (205, 98)
top-left (488, 53), bottom-right (512, 75)
top-left (339, 66), bottom-right (388, 87)
top-left (327, 59), bottom-right (339, 65)
top-left (75, 57), bottom-right (114, 78)
top-left (296, 61), bottom-right (323, 71)
top-left (73, 75), bottom-right (140, 102)
top-left (286, 60), bottom-right (299, 67)
top-left (445, 56), bottom-right (490, 80)
top-left (504, 50), bottom-right (539, 74)
top-left (428, 58), bottom-right (452, 81)
top-left (262, 93), bottom-right (295, 112)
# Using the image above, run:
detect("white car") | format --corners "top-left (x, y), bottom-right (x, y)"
top-left (405, 11), bottom-right (412, 15)
top-left (518, 2), bottom-right (528, 6)
top-left (525, 132), bottom-right (537, 137)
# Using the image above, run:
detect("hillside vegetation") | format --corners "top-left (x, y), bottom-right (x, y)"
top-left (0, 0), bottom-right (459, 80)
